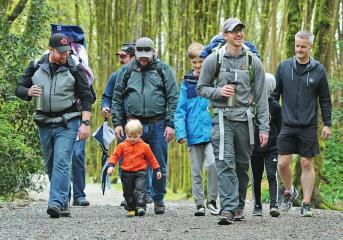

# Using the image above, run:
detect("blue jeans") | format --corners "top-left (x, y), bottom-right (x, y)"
top-left (141, 119), bottom-right (168, 204)
top-left (38, 118), bottom-right (79, 208)
top-left (71, 139), bottom-right (86, 200)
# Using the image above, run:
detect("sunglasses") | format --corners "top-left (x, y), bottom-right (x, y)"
top-left (227, 28), bottom-right (245, 35)
top-left (136, 47), bottom-right (152, 52)
top-left (119, 54), bottom-right (129, 58)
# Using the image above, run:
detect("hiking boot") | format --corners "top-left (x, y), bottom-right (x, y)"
top-left (154, 202), bottom-right (166, 215)
top-left (217, 211), bottom-right (234, 225)
top-left (145, 195), bottom-right (153, 204)
top-left (73, 197), bottom-right (90, 206)
top-left (194, 205), bottom-right (205, 216)
top-left (60, 203), bottom-right (71, 217)
top-left (233, 209), bottom-right (245, 221)
top-left (206, 200), bottom-right (220, 216)
top-left (127, 210), bottom-right (135, 217)
top-left (301, 202), bottom-right (313, 217)
top-left (253, 203), bottom-right (262, 216)
top-left (47, 205), bottom-right (61, 218)
top-left (120, 199), bottom-right (127, 207)
top-left (269, 205), bottom-right (280, 217)
top-left (137, 208), bottom-right (146, 216)
top-left (280, 188), bottom-right (298, 211)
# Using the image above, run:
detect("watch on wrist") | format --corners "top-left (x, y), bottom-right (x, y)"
top-left (81, 120), bottom-right (91, 126)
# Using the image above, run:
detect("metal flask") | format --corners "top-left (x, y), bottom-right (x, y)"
top-left (35, 85), bottom-right (44, 111)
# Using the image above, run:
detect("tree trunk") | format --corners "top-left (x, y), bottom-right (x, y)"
top-left (284, 0), bottom-right (301, 59)
top-left (269, 0), bottom-right (278, 73)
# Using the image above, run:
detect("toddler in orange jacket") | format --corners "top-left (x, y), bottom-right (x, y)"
top-left (107, 119), bottom-right (161, 217)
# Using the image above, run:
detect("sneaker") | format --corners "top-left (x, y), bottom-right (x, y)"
top-left (206, 200), bottom-right (220, 216)
top-left (280, 188), bottom-right (298, 211)
top-left (145, 195), bottom-right (153, 204)
top-left (233, 209), bottom-right (245, 221)
top-left (60, 203), bottom-right (71, 217)
top-left (301, 202), bottom-right (313, 217)
top-left (269, 205), bottom-right (280, 217)
top-left (137, 208), bottom-right (146, 216)
top-left (154, 202), bottom-right (166, 215)
top-left (253, 203), bottom-right (263, 216)
top-left (73, 197), bottom-right (90, 206)
top-left (127, 210), bottom-right (135, 217)
top-left (194, 205), bottom-right (205, 216)
top-left (217, 211), bottom-right (234, 225)
top-left (120, 199), bottom-right (127, 207)
top-left (47, 205), bottom-right (61, 218)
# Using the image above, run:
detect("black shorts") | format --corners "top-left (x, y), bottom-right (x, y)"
top-left (277, 125), bottom-right (319, 157)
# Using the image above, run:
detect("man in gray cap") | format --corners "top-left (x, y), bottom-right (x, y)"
top-left (196, 17), bottom-right (269, 225)
top-left (16, 33), bottom-right (93, 218)
top-left (112, 37), bottom-right (179, 214)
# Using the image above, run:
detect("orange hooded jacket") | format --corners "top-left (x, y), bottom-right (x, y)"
top-left (108, 138), bottom-right (160, 172)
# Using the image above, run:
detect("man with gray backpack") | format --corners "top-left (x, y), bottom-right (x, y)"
top-left (196, 17), bottom-right (269, 225)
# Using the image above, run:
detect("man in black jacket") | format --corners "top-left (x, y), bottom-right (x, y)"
top-left (274, 30), bottom-right (332, 217)
top-left (16, 33), bottom-right (93, 218)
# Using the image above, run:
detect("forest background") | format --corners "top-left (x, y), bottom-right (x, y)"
top-left (0, 0), bottom-right (342, 209)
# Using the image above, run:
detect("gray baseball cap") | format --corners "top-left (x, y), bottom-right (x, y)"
top-left (135, 37), bottom-right (154, 59)
top-left (222, 18), bottom-right (245, 32)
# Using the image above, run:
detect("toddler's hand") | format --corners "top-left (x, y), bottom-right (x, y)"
top-left (156, 171), bottom-right (162, 179)
top-left (107, 166), bottom-right (114, 175)
top-left (178, 138), bottom-right (187, 144)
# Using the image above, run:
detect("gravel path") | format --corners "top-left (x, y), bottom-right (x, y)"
top-left (0, 182), bottom-right (342, 240)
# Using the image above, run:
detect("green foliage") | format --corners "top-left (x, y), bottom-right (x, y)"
top-left (0, 100), bottom-right (43, 196)
top-left (0, 0), bottom-right (52, 196)
top-left (321, 128), bottom-right (343, 205)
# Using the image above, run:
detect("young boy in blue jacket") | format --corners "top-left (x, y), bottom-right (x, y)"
top-left (175, 42), bottom-right (219, 216)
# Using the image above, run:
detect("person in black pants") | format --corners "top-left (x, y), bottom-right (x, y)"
top-left (251, 73), bottom-right (281, 217)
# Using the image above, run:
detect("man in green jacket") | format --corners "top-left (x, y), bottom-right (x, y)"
top-left (112, 37), bottom-right (179, 214)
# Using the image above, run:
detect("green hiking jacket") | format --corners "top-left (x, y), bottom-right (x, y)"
top-left (112, 58), bottom-right (179, 128)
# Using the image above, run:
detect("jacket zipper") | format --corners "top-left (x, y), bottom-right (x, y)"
top-left (295, 69), bottom-right (301, 122)
top-left (53, 74), bottom-right (57, 93)
top-left (49, 74), bottom-right (53, 115)
top-left (142, 72), bottom-right (145, 117)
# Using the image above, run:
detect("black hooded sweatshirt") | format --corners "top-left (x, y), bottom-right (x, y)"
top-left (274, 56), bottom-right (332, 127)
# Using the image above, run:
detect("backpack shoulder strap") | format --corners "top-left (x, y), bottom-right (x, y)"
top-left (214, 44), bottom-right (226, 85)
top-left (246, 50), bottom-right (254, 88)
top-left (155, 61), bottom-right (166, 90)
top-left (121, 66), bottom-right (134, 97)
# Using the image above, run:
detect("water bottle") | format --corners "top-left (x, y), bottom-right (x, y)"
top-left (35, 85), bottom-right (44, 111)
top-left (227, 81), bottom-right (238, 107)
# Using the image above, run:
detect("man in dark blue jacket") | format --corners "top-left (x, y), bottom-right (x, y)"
top-left (274, 30), bottom-right (332, 217)
top-left (101, 43), bottom-right (135, 207)
top-left (101, 44), bottom-right (135, 118)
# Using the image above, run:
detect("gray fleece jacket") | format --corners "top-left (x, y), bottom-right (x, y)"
top-left (196, 47), bottom-right (270, 134)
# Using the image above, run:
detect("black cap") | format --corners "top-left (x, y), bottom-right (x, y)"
top-left (49, 33), bottom-right (72, 52)
top-left (116, 43), bottom-right (135, 56)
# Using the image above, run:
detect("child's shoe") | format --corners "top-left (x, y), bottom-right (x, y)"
top-left (127, 210), bottom-right (135, 217)
top-left (194, 205), bottom-right (205, 216)
top-left (206, 200), bottom-right (220, 216)
top-left (137, 208), bottom-right (146, 216)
